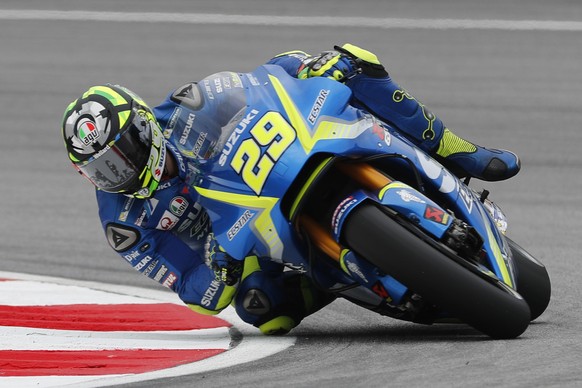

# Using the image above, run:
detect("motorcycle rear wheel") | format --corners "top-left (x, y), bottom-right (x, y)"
top-left (342, 203), bottom-right (531, 339)
top-left (506, 237), bottom-right (551, 321)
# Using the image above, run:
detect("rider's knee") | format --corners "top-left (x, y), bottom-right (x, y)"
top-left (233, 258), bottom-right (334, 335)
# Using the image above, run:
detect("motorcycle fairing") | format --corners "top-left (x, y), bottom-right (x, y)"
top-left (194, 64), bottom-right (516, 288)
top-left (329, 183), bottom-right (453, 243)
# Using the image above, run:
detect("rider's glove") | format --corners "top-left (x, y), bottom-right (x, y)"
top-left (204, 234), bottom-right (243, 286)
top-left (298, 43), bottom-right (388, 82)
top-left (298, 50), bottom-right (357, 81)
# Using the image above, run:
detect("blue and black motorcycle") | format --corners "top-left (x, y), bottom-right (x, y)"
top-left (192, 65), bottom-right (550, 339)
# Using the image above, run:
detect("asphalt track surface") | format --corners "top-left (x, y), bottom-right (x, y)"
top-left (1, 0), bottom-right (581, 387)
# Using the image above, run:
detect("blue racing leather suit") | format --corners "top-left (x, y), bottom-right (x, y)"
top-left (97, 68), bottom-right (334, 335)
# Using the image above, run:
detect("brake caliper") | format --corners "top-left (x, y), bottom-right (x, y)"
top-left (443, 219), bottom-right (483, 259)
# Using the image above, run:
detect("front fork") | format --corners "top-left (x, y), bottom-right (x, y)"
top-left (296, 162), bottom-right (391, 263)
top-left (296, 161), bottom-right (454, 306)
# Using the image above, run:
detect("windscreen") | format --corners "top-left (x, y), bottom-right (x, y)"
top-left (166, 71), bottom-right (248, 161)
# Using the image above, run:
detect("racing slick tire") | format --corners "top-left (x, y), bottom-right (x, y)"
top-left (506, 237), bottom-right (551, 321)
top-left (342, 203), bottom-right (531, 339)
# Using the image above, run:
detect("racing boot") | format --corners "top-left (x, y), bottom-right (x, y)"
top-left (301, 43), bottom-right (521, 181)
top-left (432, 129), bottom-right (520, 181)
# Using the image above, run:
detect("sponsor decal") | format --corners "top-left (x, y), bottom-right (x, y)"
top-left (243, 289), bottom-right (270, 315)
top-left (203, 80), bottom-right (214, 100)
top-left (162, 272), bottom-right (178, 288)
top-left (227, 210), bottom-right (255, 241)
top-left (371, 122), bottom-right (384, 139)
top-left (134, 209), bottom-right (148, 227)
top-left (231, 72), bottom-right (243, 88)
top-left (371, 121), bottom-right (391, 146)
top-left (177, 218), bottom-right (193, 234)
top-left (372, 281), bottom-right (390, 300)
top-left (173, 203), bottom-right (208, 239)
top-left (106, 224), bottom-right (140, 252)
top-left (118, 211), bottom-right (129, 222)
top-left (218, 109), bottom-right (259, 166)
top-left (201, 279), bottom-right (222, 307)
top-left (164, 107), bottom-right (182, 138)
top-left (169, 196), bottom-right (189, 216)
top-left (346, 260), bottom-right (368, 284)
top-left (142, 259), bottom-right (159, 277)
top-left (331, 196), bottom-right (359, 235)
top-left (413, 146), bottom-right (477, 213)
top-left (459, 184), bottom-right (474, 213)
top-left (156, 211), bottom-right (180, 231)
top-left (190, 211), bottom-right (210, 240)
top-left (65, 99), bottom-right (111, 155)
top-left (169, 143), bottom-right (186, 172)
top-left (157, 181), bottom-right (173, 191)
top-left (77, 118), bottom-right (100, 146)
top-left (245, 73), bottom-right (260, 86)
top-left (192, 131), bottom-right (208, 157)
top-left (170, 83), bottom-right (202, 110)
top-left (424, 205), bottom-right (450, 225)
top-left (168, 107), bottom-right (182, 129)
top-left (134, 255), bottom-right (154, 271)
top-left (214, 77), bottom-right (223, 94)
top-left (154, 265), bottom-right (168, 282)
top-left (308, 89), bottom-right (329, 125)
top-left (179, 113), bottom-right (196, 145)
top-left (396, 189), bottom-right (426, 204)
top-left (91, 143), bottom-right (111, 159)
top-left (123, 250), bottom-right (140, 263)
top-left (118, 197), bottom-right (135, 222)
top-left (223, 75), bottom-right (232, 89)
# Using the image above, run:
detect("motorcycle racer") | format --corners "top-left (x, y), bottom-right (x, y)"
top-left (62, 82), bottom-right (334, 335)
top-left (61, 44), bottom-right (520, 335)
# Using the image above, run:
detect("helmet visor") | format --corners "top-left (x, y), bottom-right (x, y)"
top-left (77, 110), bottom-right (152, 193)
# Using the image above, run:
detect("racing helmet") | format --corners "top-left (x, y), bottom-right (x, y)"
top-left (62, 84), bottom-right (166, 199)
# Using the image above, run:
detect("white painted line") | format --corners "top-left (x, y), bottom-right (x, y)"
top-left (0, 9), bottom-right (581, 31)
top-left (0, 376), bottom-right (129, 388)
top-left (0, 326), bottom-right (231, 351)
top-left (0, 280), bottom-right (160, 305)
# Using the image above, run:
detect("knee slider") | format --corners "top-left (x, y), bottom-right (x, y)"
top-left (258, 316), bottom-right (295, 336)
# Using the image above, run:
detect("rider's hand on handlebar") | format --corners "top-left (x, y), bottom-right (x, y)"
top-left (204, 234), bottom-right (243, 286)
top-left (298, 50), bottom-right (356, 81)
top-left (298, 44), bottom-right (388, 81)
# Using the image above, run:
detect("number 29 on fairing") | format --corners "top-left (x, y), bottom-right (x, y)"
top-left (230, 112), bottom-right (296, 195)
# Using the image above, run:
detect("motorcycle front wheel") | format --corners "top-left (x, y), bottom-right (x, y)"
top-left (342, 203), bottom-right (531, 339)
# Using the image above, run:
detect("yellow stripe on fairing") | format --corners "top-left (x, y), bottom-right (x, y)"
top-left (483, 217), bottom-right (513, 288)
top-left (194, 187), bottom-right (284, 261)
top-left (378, 181), bottom-right (410, 200)
top-left (268, 75), bottom-right (370, 154)
top-left (339, 249), bottom-right (350, 274)
top-left (289, 156), bottom-right (333, 219)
